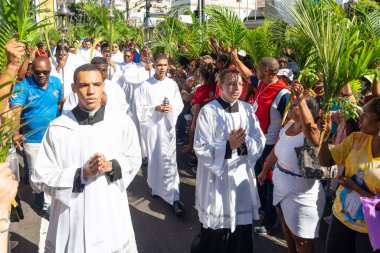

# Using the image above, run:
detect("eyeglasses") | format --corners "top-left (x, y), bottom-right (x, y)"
top-left (113, 46), bottom-right (118, 48)
top-left (124, 55), bottom-right (132, 57)
top-left (34, 70), bottom-right (51, 76)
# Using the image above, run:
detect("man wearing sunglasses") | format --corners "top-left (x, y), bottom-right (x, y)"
top-left (10, 56), bottom-right (63, 220)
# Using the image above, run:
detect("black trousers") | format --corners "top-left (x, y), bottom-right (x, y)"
top-left (325, 214), bottom-right (380, 253)
top-left (194, 224), bottom-right (253, 253)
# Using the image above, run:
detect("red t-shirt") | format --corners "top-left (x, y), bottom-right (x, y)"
top-left (35, 49), bottom-right (47, 58)
top-left (192, 84), bottom-right (220, 105)
top-left (239, 80), bottom-right (249, 100)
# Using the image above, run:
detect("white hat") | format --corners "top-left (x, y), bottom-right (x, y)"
top-left (277, 68), bottom-right (294, 81)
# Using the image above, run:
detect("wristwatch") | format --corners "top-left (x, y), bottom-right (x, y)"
top-left (0, 218), bottom-right (10, 233)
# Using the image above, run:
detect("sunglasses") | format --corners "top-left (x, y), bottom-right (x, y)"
top-left (34, 70), bottom-right (51, 76)
top-left (113, 46), bottom-right (118, 48)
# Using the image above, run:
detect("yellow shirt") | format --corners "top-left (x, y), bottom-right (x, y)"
top-left (330, 132), bottom-right (380, 233)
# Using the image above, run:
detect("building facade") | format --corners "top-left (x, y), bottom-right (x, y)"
top-left (171, 0), bottom-right (265, 21)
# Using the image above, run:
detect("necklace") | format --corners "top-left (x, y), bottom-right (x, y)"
top-left (254, 79), bottom-right (279, 102)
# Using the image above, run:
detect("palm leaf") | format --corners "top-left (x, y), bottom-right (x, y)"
top-left (152, 17), bottom-right (187, 58)
top-left (206, 5), bottom-right (247, 50)
top-left (243, 20), bottom-right (284, 67)
top-left (281, 0), bottom-right (380, 148)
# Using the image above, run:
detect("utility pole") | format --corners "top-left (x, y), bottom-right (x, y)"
top-left (197, 0), bottom-right (202, 24)
top-left (126, 0), bottom-right (129, 22)
top-left (145, 0), bottom-right (151, 22)
top-left (201, 0), bottom-right (205, 24)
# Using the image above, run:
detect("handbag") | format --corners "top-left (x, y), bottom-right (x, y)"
top-left (361, 194), bottom-right (380, 251)
top-left (294, 137), bottom-right (338, 180)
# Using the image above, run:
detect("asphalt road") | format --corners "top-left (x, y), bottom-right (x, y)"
top-left (10, 149), bottom-right (329, 253)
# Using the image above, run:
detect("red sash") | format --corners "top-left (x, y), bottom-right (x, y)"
top-left (253, 79), bottom-right (289, 134)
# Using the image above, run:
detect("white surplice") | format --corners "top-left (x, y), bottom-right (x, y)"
top-left (31, 106), bottom-right (141, 253)
top-left (194, 99), bottom-right (265, 232)
top-left (50, 53), bottom-right (82, 98)
top-left (134, 76), bottom-right (184, 204)
top-left (77, 47), bottom-right (102, 64)
top-left (62, 79), bottom-right (129, 114)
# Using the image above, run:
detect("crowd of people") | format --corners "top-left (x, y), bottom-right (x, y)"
top-left (0, 34), bottom-right (379, 253)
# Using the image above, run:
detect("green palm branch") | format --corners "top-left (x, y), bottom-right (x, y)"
top-left (177, 7), bottom-right (209, 58)
top-left (152, 16), bottom-right (187, 58)
top-left (282, 0), bottom-right (380, 148)
top-left (206, 5), bottom-right (247, 50)
top-left (244, 20), bottom-right (284, 67)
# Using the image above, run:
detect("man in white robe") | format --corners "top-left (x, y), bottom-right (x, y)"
top-left (113, 49), bottom-right (140, 108)
top-left (110, 43), bottom-right (124, 65)
top-left (77, 39), bottom-right (102, 64)
top-left (134, 54), bottom-right (185, 215)
top-left (62, 57), bottom-right (129, 114)
top-left (193, 68), bottom-right (265, 252)
top-left (50, 45), bottom-right (78, 99)
top-left (32, 64), bottom-right (141, 253)
top-left (117, 48), bottom-right (154, 159)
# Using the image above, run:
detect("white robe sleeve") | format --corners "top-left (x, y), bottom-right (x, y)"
top-left (245, 106), bottom-right (266, 168)
top-left (111, 115), bottom-right (142, 190)
top-left (165, 83), bottom-right (184, 125)
top-left (194, 107), bottom-right (227, 177)
top-left (134, 83), bottom-right (156, 125)
top-left (31, 126), bottom-right (79, 207)
top-left (112, 83), bottom-right (130, 113)
top-left (111, 68), bottom-right (124, 86)
top-left (62, 91), bottom-right (78, 114)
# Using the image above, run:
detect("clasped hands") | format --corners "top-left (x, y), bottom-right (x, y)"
top-left (229, 128), bottom-right (246, 149)
top-left (83, 153), bottom-right (112, 179)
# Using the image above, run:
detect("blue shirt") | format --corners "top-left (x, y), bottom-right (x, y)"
top-left (133, 50), bottom-right (140, 63)
top-left (10, 76), bottom-right (63, 143)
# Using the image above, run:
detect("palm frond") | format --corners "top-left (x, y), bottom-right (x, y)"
top-left (206, 5), bottom-right (247, 50)
top-left (152, 17), bottom-right (187, 58)
top-left (243, 20), bottom-right (284, 67)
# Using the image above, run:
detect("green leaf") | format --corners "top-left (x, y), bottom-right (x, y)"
top-left (206, 5), bottom-right (247, 50)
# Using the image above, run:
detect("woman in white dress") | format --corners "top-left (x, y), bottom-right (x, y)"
top-left (258, 81), bottom-right (325, 253)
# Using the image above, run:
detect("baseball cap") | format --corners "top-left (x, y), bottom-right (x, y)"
top-left (277, 68), bottom-right (294, 81)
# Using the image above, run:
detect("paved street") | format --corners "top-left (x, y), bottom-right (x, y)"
top-left (10, 150), bottom-right (329, 253)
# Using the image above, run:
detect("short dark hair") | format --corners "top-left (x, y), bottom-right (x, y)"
top-left (178, 56), bottom-right (190, 67)
top-left (91, 57), bottom-right (108, 65)
top-left (199, 63), bottom-right (216, 86)
top-left (101, 43), bottom-right (109, 52)
top-left (154, 53), bottom-right (168, 63)
top-left (124, 49), bottom-right (132, 55)
top-left (57, 39), bottom-right (69, 45)
top-left (55, 45), bottom-right (69, 54)
top-left (367, 97), bottom-right (380, 121)
top-left (219, 68), bottom-right (241, 85)
top-left (304, 96), bottom-right (320, 122)
top-left (217, 54), bottom-right (231, 69)
top-left (36, 42), bottom-right (44, 48)
top-left (73, 64), bottom-right (102, 83)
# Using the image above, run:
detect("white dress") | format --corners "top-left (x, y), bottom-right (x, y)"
top-left (31, 106), bottom-right (141, 253)
top-left (273, 123), bottom-right (326, 238)
top-left (134, 76), bottom-right (184, 205)
top-left (194, 99), bottom-right (265, 232)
